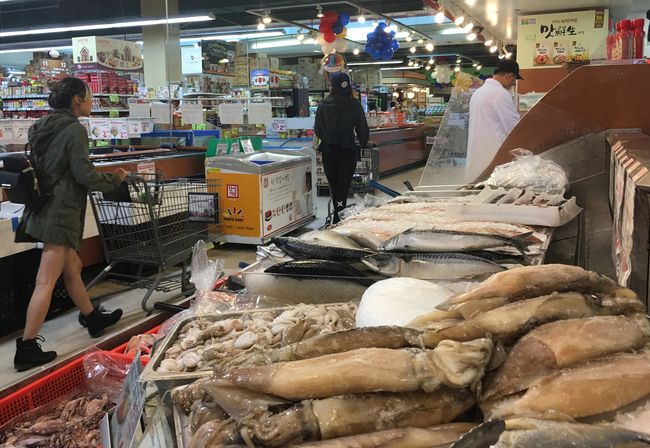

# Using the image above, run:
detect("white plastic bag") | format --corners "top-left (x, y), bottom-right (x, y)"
top-left (481, 148), bottom-right (569, 192)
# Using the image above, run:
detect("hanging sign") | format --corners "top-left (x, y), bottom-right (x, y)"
top-left (517, 9), bottom-right (608, 69)
top-left (72, 36), bottom-right (143, 71)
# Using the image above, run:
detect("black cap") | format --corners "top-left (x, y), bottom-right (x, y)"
top-left (331, 72), bottom-right (353, 95)
top-left (494, 59), bottom-right (523, 80)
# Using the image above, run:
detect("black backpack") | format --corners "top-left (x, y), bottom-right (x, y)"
top-left (0, 145), bottom-right (54, 213)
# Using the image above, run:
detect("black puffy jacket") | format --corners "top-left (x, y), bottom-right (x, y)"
top-left (314, 94), bottom-right (369, 153)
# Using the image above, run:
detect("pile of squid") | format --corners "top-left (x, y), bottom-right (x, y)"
top-left (172, 264), bottom-right (650, 447)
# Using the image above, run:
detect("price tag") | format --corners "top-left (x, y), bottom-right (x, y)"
top-left (110, 354), bottom-right (145, 448)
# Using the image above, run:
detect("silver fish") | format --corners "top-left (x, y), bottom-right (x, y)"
top-left (471, 418), bottom-right (650, 448)
top-left (361, 253), bottom-right (506, 280)
top-left (382, 229), bottom-right (530, 255)
top-left (272, 236), bottom-right (373, 260)
top-left (299, 230), bottom-right (364, 249)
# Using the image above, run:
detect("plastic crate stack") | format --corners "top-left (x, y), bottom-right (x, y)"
top-left (316, 145), bottom-right (380, 197)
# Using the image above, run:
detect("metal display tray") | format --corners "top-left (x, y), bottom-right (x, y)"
top-left (140, 303), bottom-right (354, 392)
top-left (140, 308), bottom-right (288, 392)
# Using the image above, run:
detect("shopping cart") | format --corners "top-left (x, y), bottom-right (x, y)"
top-left (87, 174), bottom-right (221, 312)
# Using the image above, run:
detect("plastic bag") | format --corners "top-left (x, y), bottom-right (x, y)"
top-left (338, 192), bottom-right (390, 221)
top-left (82, 351), bottom-right (139, 403)
top-left (481, 148), bottom-right (569, 192)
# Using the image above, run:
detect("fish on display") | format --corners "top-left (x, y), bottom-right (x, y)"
top-left (451, 418), bottom-right (650, 448)
top-left (272, 236), bottom-right (373, 260)
top-left (361, 253), bottom-right (506, 280)
top-left (381, 229), bottom-right (530, 255)
top-left (265, 260), bottom-right (368, 280)
top-left (438, 264), bottom-right (636, 312)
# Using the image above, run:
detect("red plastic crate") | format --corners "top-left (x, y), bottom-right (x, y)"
top-left (0, 352), bottom-right (147, 427)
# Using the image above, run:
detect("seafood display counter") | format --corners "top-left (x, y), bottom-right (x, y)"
top-left (369, 125), bottom-right (435, 175)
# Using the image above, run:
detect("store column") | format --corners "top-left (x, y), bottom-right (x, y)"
top-left (140, 0), bottom-right (182, 89)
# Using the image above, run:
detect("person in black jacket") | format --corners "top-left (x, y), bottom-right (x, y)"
top-left (314, 72), bottom-right (369, 224)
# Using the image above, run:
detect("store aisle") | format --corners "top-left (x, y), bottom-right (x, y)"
top-left (0, 166), bottom-right (425, 393)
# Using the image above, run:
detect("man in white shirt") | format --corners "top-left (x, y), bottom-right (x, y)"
top-left (465, 60), bottom-right (522, 183)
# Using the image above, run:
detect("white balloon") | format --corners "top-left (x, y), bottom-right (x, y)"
top-left (321, 41), bottom-right (336, 54)
top-left (334, 38), bottom-right (349, 53)
top-left (435, 65), bottom-right (453, 84)
top-left (316, 33), bottom-right (327, 46)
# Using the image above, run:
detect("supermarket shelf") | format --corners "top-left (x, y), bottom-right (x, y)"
top-left (202, 70), bottom-right (236, 77)
top-left (1, 94), bottom-right (48, 99)
top-left (91, 109), bottom-right (130, 113)
top-left (2, 108), bottom-right (130, 112)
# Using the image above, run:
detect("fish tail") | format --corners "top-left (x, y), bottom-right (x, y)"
top-left (510, 232), bottom-right (532, 255)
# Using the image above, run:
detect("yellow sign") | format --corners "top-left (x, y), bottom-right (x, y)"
top-left (516, 9), bottom-right (608, 69)
top-left (207, 171), bottom-right (260, 237)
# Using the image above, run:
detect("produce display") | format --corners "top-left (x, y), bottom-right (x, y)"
top-left (0, 393), bottom-right (113, 447)
top-left (157, 303), bottom-right (357, 373)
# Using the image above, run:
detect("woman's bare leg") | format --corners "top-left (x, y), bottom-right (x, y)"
top-left (62, 249), bottom-right (94, 316)
top-left (23, 244), bottom-right (67, 340)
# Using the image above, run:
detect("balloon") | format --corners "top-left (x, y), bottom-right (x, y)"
top-left (324, 31), bottom-right (337, 43)
top-left (321, 41), bottom-right (336, 54)
top-left (316, 33), bottom-right (327, 45)
top-left (322, 11), bottom-right (338, 23)
top-left (337, 28), bottom-right (347, 38)
top-left (377, 22), bottom-right (387, 30)
top-left (391, 40), bottom-right (400, 50)
top-left (334, 39), bottom-right (348, 53)
top-left (332, 23), bottom-right (343, 34)
top-left (319, 23), bottom-right (331, 33)
top-left (338, 12), bottom-right (350, 26)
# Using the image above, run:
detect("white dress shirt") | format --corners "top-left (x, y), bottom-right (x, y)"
top-left (465, 78), bottom-right (520, 183)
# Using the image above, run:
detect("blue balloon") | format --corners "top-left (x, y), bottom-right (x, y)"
top-left (382, 50), bottom-right (394, 61)
top-left (391, 40), bottom-right (400, 50)
top-left (332, 23), bottom-right (343, 34)
top-left (339, 12), bottom-right (350, 26)
top-left (389, 30), bottom-right (396, 38)
top-left (377, 22), bottom-right (387, 30)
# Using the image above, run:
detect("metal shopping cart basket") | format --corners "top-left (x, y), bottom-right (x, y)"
top-left (87, 174), bottom-right (222, 312)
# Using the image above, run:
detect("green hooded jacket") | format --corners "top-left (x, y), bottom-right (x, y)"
top-left (15, 109), bottom-right (122, 251)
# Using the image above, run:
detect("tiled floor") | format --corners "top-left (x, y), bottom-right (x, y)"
top-left (0, 167), bottom-right (424, 393)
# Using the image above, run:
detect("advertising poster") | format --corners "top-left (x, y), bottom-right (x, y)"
top-left (73, 36), bottom-right (143, 71)
top-left (261, 164), bottom-right (313, 237)
top-left (251, 69), bottom-right (270, 90)
top-left (181, 45), bottom-right (202, 74)
top-left (207, 171), bottom-right (261, 237)
top-left (516, 9), bottom-right (608, 69)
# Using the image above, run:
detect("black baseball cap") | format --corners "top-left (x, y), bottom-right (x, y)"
top-left (331, 72), bottom-right (353, 95)
top-left (494, 59), bottom-right (523, 80)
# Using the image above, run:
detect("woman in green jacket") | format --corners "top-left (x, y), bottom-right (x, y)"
top-left (14, 78), bottom-right (128, 371)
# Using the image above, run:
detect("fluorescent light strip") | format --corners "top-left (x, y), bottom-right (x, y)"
top-left (380, 66), bottom-right (420, 70)
top-left (251, 39), bottom-right (315, 49)
top-left (0, 14), bottom-right (214, 38)
top-left (179, 31), bottom-right (284, 42)
top-left (440, 28), bottom-right (468, 35)
top-left (348, 60), bottom-right (404, 66)
top-left (0, 45), bottom-right (72, 54)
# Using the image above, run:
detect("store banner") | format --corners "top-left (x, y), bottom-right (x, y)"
top-left (516, 9), bottom-right (608, 69)
top-left (181, 46), bottom-right (202, 74)
top-left (251, 69), bottom-right (270, 90)
top-left (72, 36), bottom-right (143, 71)
top-left (201, 41), bottom-right (235, 75)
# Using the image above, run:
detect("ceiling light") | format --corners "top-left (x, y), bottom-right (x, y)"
top-left (425, 42), bottom-right (434, 51)
top-left (489, 45), bottom-right (498, 53)
top-left (409, 46), bottom-right (416, 53)
top-left (454, 16), bottom-right (465, 26)
top-left (472, 62), bottom-right (477, 67)
top-left (353, 48), bottom-right (360, 55)
top-left (257, 20), bottom-right (265, 30)
top-left (417, 38), bottom-right (424, 44)
top-left (296, 32), bottom-right (305, 41)
top-left (251, 39), bottom-right (311, 49)
top-left (466, 32), bottom-right (477, 40)
top-left (463, 22), bottom-right (474, 32)
top-left (348, 60), bottom-right (404, 66)
top-left (505, 52), bottom-right (512, 59)
top-left (262, 11), bottom-right (272, 24)
top-left (435, 11), bottom-right (445, 23)
top-left (316, 5), bottom-right (324, 18)
top-left (405, 35), bottom-right (412, 42)
top-left (440, 28), bottom-right (468, 35)
top-left (476, 64), bottom-right (482, 70)
top-left (456, 57), bottom-right (461, 63)
top-left (429, 58), bottom-right (434, 64)
top-left (357, 10), bottom-right (366, 23)
top-left (408, 60), bottom-right (414, 66)
top-left (454, 66), bottom-right (461, 72)
top-left (218, 58), bottom-right (229, 63)
top-left (0, 45), bottom-right (72, 54)
top-left (180, 31), bottom-right (284, 42)
top-left (484, 39), bottom-right (493, 46)
top-left (0, 14), bottom-right (214, 38)
top-left (425, 65), bottom-right (431, 70)
top-left (498, 53), bottom-right (505, 59)
top-left (407, 92), bottom-right (415, 99)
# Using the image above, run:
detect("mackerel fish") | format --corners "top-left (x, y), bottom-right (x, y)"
top-left (382, 229), bottom-right (530, 255)
top-left (272, 236), bottom-right (373, 260)
top-left (361, 253), bottom-right (506, 280)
